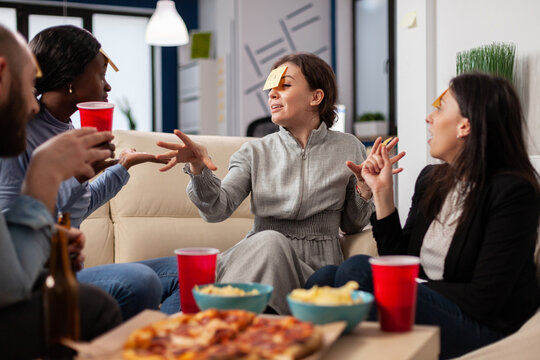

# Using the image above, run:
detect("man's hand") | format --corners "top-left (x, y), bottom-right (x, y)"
top-left (56, 225), bottom-right (86, 272)
top-left (22, 128), bottom-right (114, 213)
top-left (75, 141), bottom-right (117, 183)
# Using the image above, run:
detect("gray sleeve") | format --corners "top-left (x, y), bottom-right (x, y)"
top-left (340, 175), bottom-right (374, 234)
top-left (185, 146), bottom-right (252, 223)
top-left (0, 153), bottom-right (30, 209)
top-left (0, 196), bottom-right (53, 307)
top-left (340, 140), bottom-right (374, 234)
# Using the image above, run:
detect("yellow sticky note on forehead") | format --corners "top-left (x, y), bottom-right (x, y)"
top-left (99, 48), bottom-right (119, 72)
top-left (432, 88), bottom-right (448, 107)
top-left (262, 66), bottom-right (287, 90)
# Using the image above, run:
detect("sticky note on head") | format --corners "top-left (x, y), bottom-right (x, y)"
top-left (32, 54), bottom-right (42, 78)
top-left (263, 66), bottom-right (288, 91)
top-left (432, 88), bottom-right (449, 108)
top-left (99, 48), bottom-right (119, 72)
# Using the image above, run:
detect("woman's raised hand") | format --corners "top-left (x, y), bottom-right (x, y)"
top-left (346, 137), bottom-right (405, 195)
top-left (349, 137), bottom-right (404, 219)
top-left (155, 130), bottom-right (217, 173)
top-left (360, 137), bottom-right (398, 192)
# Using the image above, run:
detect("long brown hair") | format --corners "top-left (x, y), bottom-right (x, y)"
top-left (421, 72), bottom-right (539, 224)
top-left (272, 53), bottom-right (337, 128)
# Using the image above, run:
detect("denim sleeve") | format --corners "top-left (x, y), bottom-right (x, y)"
top-left (0, 152), bottom-right (30, 209)
top-left (0, 195), bottom-right (53, 307)
top-left (86, 164), bottom-right (130, 217)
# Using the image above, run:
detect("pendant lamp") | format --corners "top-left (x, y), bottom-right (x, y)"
top-left (145, 0), bottom-right (189, 46)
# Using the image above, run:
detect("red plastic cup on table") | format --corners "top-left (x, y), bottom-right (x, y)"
top-left (175, 248), bottom-right (219, 314)
top-left (369, 255), bottom-right (420, 332)
top-left (77, 101), bottom-right (114, 131)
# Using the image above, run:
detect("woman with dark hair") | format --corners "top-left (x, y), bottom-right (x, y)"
top-left (307, 72), bottom-right (540, 359)
top-left (155, 52), bottom-right (405, 314)
top-left (0, 25), bottom-right (180, 320)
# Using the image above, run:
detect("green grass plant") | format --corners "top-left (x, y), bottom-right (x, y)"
top-left (456, 42), bottom-right (516, 82)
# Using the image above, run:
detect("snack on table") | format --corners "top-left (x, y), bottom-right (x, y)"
top-left (123, 308), bottom-right (322, 360)
top-left (289, 281), bottom-right (363, 306)
top-left (197, 284), bottom-right (260, 296)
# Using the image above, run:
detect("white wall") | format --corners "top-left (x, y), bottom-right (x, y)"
top-left (395, 0), bottom-right (436, 222)
top-left (435, 0), bottom-right (540, 156)
top-left (396, 0), bottom-right (540, 220)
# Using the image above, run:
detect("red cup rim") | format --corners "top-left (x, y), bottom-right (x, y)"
top-left (76, 101), bottom-right (114, 110)
top-left (174, 247), bottom-right (220, 256)
top-left (369, 255), bottom-right (420, 266)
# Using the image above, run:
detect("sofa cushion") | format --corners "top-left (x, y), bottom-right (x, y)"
top-left (80, 200), bottom-right (114, 267)
top-left (109, 130), bottom-right (254, 263)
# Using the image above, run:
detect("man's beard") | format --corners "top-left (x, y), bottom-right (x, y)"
top-left (0, 80), bottom-right (31, 157)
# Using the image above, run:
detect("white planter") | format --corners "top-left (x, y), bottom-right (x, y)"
top-left (354, 121), bottom-right (387, 137)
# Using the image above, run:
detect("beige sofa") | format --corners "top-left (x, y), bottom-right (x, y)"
top-left (79, 130), bottom-right (540, 359)
top-left (80, 129), bottom-right (377, 268)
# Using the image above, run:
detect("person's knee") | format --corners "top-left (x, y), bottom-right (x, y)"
top-left (121, 263), bottom-right (162, 308)
top-left (100, 263), bottom-right (162, 319)
top-left (335, 254), bottom-right (373, 288)
top-left (305, 265), bottom-right (338, 288)
top-left (251, 230), bottom-right (292, 254)
top-left (78, 284), bottom-right (121, 340)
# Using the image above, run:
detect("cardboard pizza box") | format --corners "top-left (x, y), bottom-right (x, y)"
top-left (65, 310), bottom-right (346, 360)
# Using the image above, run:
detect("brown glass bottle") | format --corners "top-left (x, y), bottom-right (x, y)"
top-left (43, 213), bottom-right (80, 359)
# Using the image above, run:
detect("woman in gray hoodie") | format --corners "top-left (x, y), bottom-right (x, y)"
top-left (156, 52), bottom-right (404, 314)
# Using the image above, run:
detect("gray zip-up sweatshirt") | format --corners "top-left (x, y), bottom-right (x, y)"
top-left (186, 122), bottom-right (374, 264)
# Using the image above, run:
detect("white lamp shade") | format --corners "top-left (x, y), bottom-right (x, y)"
top-left (145, 0), bottom-right (189, 46)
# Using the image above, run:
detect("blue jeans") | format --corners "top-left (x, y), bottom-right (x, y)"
top-left (77, 256), bottom-right (179, 320)
top-left (306, 255), bottom-right (505, 359)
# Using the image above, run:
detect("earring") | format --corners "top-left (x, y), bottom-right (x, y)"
top-left (68, 84), bottom-right (73, 94)
top-left (456, 134), bottom-right (461, 139)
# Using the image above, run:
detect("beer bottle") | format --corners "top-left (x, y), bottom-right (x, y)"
top-left (43, 213), bottom-right (80, 359)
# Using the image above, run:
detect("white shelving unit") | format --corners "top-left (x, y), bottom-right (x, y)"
top-left (178, 59), bottom-right (218, 135)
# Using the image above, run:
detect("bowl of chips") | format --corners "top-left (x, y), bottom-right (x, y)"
top-left (287, 281), bottom-right (374, 333)
top-left (193, 282), bottom-right (273, 314)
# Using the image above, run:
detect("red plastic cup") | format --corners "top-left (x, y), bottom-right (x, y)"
top-left (77, 101), bottom-right (114, 131)
top-left (369, 256), bottom-right (420, 332)
top-left (175, 248), bottom-right (219, 314)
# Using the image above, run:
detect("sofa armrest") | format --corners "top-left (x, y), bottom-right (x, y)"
top-left (340, 226), bottom-right (378, 259)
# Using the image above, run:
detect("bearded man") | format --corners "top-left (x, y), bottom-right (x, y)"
top-left (0, 25), bottom-right (121, 359)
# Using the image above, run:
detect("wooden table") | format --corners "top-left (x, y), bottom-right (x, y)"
top-left (321, 321), bottom-right (440, 360)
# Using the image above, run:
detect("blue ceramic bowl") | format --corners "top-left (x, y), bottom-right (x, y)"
top-left (193, 283), bottom-right (273, 314)
top-left (287, 290), bottom-right (374, 333)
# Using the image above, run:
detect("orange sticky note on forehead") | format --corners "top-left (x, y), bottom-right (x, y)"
top-left (262, 66), bottom-right (287, 90)
top-left (432, 88), bottom-right (448, 107)
top-left (99, 48), bottom-right (119, 72)
top-left (32, 54), bottom-right (43, 78)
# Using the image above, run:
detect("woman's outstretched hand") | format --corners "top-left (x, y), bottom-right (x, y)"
top-left (155, 130), bottom-right (217, 173)
top-left (118, 148), bottom-right (168, 170)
